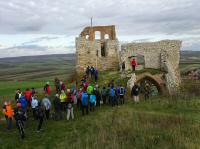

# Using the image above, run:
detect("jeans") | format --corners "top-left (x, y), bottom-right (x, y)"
top-left (37, 117), bottom-right (43, 131)
top-left (45, 110), bottom-right (50, 120)
top-left (6, 117), bottom-right (12, 130)
top-left (133, 96), bottom-right (139, 102)
top-left (90, 102), bottom-right (95, 112)
top-left (82, 105), bottom-right (89, 115)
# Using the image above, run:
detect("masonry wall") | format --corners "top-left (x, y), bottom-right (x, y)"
top-left (76, 37), bottom-right (120, 72)
top-left (121, 40), bottom-right (182, 95)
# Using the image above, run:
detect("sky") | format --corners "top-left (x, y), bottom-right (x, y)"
top-left (0, 0), bottom-right (200, 58)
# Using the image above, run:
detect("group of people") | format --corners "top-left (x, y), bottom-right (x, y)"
top-left (85, 66), bottom-right (99, 82)
top-left (131, 81), bottom-right (159, 102)
top-left (2, 72), bottom-right (127, 139)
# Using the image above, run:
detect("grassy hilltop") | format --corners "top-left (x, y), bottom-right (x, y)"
top-left (0, 71), bottom-right (200, 148)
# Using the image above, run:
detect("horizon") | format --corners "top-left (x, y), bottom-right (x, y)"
top-left (0, 0), bottom-right (200, 58)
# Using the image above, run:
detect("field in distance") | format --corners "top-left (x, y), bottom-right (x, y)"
top-left (0, 54), bottom-right (75, 98)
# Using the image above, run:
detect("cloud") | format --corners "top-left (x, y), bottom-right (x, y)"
top-left (0, 0), bottom-right (199, 57)
top-left (21, 36), bottom-right (60, 45)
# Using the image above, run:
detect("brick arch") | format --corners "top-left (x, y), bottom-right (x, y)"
top-left (136, 72), bottom-right (166, 94)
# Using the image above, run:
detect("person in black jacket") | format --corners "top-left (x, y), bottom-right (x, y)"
top-left (53, 94), bottom-right (62, 120)
top-left (131, 84), bottom-right (140, 103)
top-left (36, 102), bottom-right (45, 132)
top-left (14, 103), bottom-right (26, 139)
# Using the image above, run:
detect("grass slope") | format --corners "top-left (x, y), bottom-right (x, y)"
top-left (0, 70), bottom-right (200, 148)
top-left (1, 98), bottom-right (200, 149)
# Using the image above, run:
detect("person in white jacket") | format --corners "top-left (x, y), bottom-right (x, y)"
top-left (31, 96), bottom-right (38, 120)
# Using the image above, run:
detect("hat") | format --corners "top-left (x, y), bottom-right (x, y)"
top-left (55, 94), bottom-right (59, 97)
top-left (46, 81), bottom-right (50, 85)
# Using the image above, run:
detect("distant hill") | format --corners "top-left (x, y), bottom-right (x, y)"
top-left (0, 54), bottom-right (76, 81)
top-left (0, 54), bottom-right (75, 63)
top-left (180, 51), bottom-right (200, 63)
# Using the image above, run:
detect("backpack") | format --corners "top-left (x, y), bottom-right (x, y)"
top-left (82, 93), bottom-right (88, 106)
top-left (120, 87), bottom-right (125, 95)
top-left (110, 88), bottom-right (116, 97)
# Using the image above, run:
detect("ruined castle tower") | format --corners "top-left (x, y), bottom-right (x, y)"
top-left (75, 25), bottom-right (120, 72)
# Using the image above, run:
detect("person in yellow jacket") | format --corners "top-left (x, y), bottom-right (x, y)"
top-left (59, 90), bottom-right (67, 112)
top-left (3, 101), bottom-right (14, 130)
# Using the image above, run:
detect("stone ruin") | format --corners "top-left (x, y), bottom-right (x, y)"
top-left (76, 25), bottom-right (182, 95)
top-left (76, 25), bottom-right (120, 72)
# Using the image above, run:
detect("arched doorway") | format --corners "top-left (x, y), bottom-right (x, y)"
top-left (136, 73), bottom-right (166, 96)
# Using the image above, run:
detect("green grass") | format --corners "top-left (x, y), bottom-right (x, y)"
top-left (1, 97), bottom-right (200, 148)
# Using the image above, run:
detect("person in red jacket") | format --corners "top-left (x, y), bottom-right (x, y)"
top-left (44, 82), bottom-right (52, 95)
top-left (24, 88), bottom-right (32, 107)
top-left (131, 58), bottom-right (137, 72)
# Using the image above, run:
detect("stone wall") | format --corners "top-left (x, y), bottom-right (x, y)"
top-left (121, 40), bottom-right (182, 95)
top-left (76, 37), bottom-right (120, 72)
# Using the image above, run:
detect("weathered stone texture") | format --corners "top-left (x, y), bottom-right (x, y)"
top-left (122, 40), bottom-right (182, 95)
top-left (76, 26), bottom-right (120, 72)
top-left (76, 25), bottom-right (182, 95)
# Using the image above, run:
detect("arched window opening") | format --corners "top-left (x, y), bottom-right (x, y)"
top-left (104, 34), bottom-right (109, 39)
top-left (86, 35), bottom-right (89, 40)
top-left (138, 77), bottom-right (161, 96)
top-left (95, 31), bottom-right (101, 40)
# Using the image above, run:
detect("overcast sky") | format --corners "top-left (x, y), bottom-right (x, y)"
top-left (0, 0), bottom-right (200, 58)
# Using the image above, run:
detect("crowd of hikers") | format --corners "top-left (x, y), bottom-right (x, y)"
top-left (2, 68), bottom-right (127, 139)
top-left (2, 63), bottom-right (159, 139)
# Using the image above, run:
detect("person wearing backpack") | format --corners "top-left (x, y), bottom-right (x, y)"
top-left (36, 102), bottom-right (45, 132)
top-left (131, 84), bottom-right (140, 103)
top-left (81, 91), bottom-right (89, 115)
top-left (19, 95), bottom-right (28, 118)
top-left (119, 85), bottom-right (126, 104)
top-left (89, 93), bottom-right (96, 112)
top-left (41, 96), bottom-right (51, 120)
top-left (3, 101), bottom-right (14, 130)
top-left (14, 103), bottom-right (26, 139)
top-left (109, 86), bottom-right (118, 107)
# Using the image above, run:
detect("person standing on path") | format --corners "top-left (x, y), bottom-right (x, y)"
top-left (131, 84), bottom-right (140, 103)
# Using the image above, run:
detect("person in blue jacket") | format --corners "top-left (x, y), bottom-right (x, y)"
top-left (89, 93), bottom-right (96, 112)
top-left (19, 95), bottom-right (28, 118)
top-left (81, 91), bottom-right (89, 115)
top-left (109, 86), bottom-right (118, 107)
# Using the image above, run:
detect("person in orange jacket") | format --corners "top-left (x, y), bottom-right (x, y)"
top-left (2, 101), bottom-right (14, 130)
